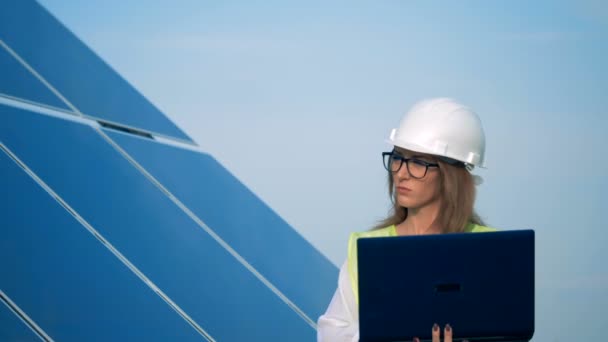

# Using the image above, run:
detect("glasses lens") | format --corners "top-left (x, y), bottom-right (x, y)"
top-left (406, 159), bottom-right (428, 178)
top-left (392, 156), bottom-right (402, 172)
top-left (389, 154), bottom-right (403, 172)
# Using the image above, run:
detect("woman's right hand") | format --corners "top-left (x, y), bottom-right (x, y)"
top-left (413, 323), bottom-right (469, 342)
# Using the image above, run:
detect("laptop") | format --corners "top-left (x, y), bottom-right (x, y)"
top-left (357, 229), bottom-right (534, 342)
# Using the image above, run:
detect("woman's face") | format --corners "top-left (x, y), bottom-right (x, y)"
top-left (392, 147), bottom-right (442, 210)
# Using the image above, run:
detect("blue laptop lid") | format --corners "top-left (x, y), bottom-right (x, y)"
top-left (357, 229), bottom-right (535, 342)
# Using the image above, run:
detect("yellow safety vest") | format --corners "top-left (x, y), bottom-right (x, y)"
top-left (347, 223), bottom-right (497, 305)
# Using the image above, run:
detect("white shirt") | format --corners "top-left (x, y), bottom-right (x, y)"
top-left (317, 261), bottom-right (359, 342)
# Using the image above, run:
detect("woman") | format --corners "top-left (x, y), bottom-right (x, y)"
top-left (317, 98), bottom-right (496, 342)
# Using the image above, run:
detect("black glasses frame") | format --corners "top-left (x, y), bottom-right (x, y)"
top-left (382, 151), bottom-right (439, 179)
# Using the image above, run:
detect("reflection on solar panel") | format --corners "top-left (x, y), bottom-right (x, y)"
top-left (0, 1), bottom-right (337, 341)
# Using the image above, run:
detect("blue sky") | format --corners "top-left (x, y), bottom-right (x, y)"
top-left (38, 1), bottom-right (607, 340)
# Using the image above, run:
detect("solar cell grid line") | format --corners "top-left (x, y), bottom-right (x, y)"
top-left (105, 129), bottom-right (339, 321)
top-left (0, 290), bottom-right (48, 342)
top-left (0, 0), bottom-right (193, 143)
top-left (0, 40), bottom-right (72, 112)
top-left (0, 104), bottom-right (317, 341)
top-left (0, 144), bottom-right (209, 342)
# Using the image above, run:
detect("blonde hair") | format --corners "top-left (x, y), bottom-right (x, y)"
top-left (373, 158), bottom-right (484, 232)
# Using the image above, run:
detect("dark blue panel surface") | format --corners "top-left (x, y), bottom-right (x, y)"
top-left (0, 0), bottom-right (191, 142)
top-left (0, 300), bottom-right (41, 342)
top-left (0, 150), bottom-right (203, 341)
top-left (0, 104), bottom-right (315, 341)
top-left (106, 130), bottom-right (338, 320)
top-left (0, 44), bottom-right (70, 111)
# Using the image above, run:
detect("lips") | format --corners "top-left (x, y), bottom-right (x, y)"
top-left (396, 186), bottom-right (411, 193)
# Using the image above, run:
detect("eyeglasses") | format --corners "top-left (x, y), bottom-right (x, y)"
top-left (382, 151), bottom-right (439, 179)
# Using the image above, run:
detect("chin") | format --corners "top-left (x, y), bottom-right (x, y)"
top-left (396, 197), bottom-right (418, 209)
top-left (396, 195), bottom-right (437, 210)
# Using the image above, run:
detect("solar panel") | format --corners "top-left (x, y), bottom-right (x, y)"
top-left (0, 104), bottom-right (316, 341)
top-left (106, 129), bottom-right (338, 320)
top-left (0, 1), bottom-right (338, 339)
top-left (0, 295), bottom-right (41, 342)
top-left (0, 42), bottom-right (70, 111)
top-left (0, 147), bottom-right (205, 341)
top-left (0, 0), bottom-right (192, 142)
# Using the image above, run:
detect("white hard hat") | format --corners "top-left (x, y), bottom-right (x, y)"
top-left (387, 98), bottom-right (486, 169)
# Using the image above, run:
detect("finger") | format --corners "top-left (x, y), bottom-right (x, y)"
top-left (444, 324), bottom-right (452, 342)
top-left (413, 338), bottom-right (420, 342)
top-left (432, 323), bottom-right (440, 342)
